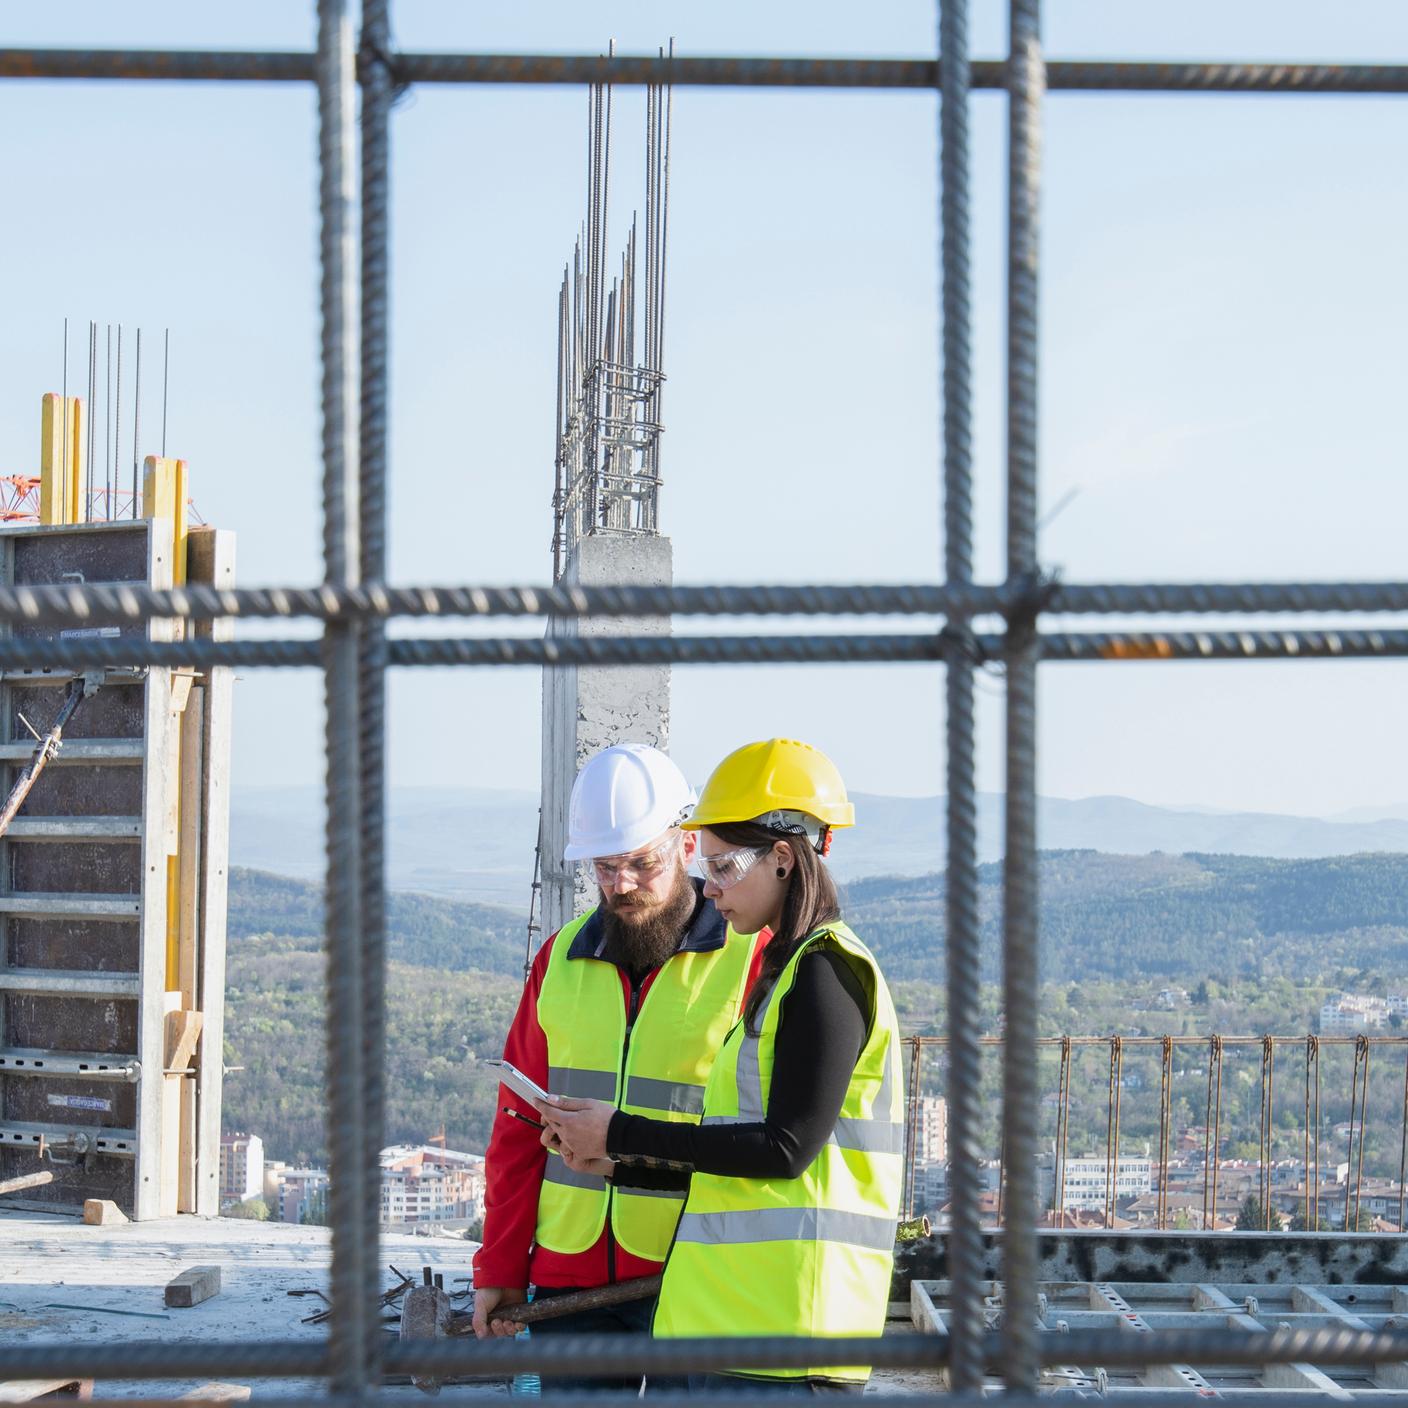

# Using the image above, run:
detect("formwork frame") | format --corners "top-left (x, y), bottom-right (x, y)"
top-left (2, 1), bottom-right (1408, 1402)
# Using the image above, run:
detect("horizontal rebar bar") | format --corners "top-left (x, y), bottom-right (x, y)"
top-left (1041, 629), bottom-right (1408, 661)
top-left (0, 580), bottom-right (1405, 626)
top-left (2, 626), bottom-right (1408, 671)
top-left (1, 51), bottom-right (1406, 94)
top-left (7, 1325), bottom-right (1408, 1380)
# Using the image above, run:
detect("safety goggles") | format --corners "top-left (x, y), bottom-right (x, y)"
top-left (588, 831), bottom-right (682, 886)
top-left (698, 844), bottom-right (770, 891)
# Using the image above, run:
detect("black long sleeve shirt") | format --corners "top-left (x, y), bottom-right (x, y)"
top-left (607, 947), bottom-right (869, 1185)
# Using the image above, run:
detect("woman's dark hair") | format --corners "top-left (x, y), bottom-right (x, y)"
top-left (708, 819), bottom-right (840, 1036)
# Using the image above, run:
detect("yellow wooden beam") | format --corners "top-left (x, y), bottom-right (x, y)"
top-left (142, 455), bottom-right (189, 584)
top-left (39, 394), bottom-right (83, 525)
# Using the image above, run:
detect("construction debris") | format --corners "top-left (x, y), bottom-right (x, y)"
top-left (81, 1199), bottom-right (127, 1226)
top-left (165, 1266), bottom-right (221, 1308)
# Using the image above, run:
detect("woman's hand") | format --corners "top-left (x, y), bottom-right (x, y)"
top-left (538, 1096), bottom-right (615, 1163)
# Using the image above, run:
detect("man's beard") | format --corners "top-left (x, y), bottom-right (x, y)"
top-left (598, 868), bottom-right (698, 973)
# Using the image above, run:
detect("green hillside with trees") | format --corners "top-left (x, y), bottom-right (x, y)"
top-left (223, 854), bottom-right (1408, 1172)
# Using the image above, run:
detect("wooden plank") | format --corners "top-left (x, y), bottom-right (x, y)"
top-left (164, 1008), bottom-right (203, 1072)
top-left (81, 1198), bottom-right (128, 1225)
top-left (177, 683), bottom-right (204, 1213)
top-left (159, 993), bottom-right (182, 1218)
top-left (164, 1265), bottom-right (221, 1308)
top-left (134, 521), bottom-right (173, 1223)
top-left (179, 1387), bottom-right (249, 1403)
top-left (0, 1169), bottom-right (53, 1196)
top-left (188, 529), bottom-right (234, 1218)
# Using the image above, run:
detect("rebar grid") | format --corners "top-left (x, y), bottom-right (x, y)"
top-left (0, 0), bottom-right (1403, 1398)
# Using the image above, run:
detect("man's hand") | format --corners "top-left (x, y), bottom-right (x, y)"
top-left (472, 1286), bottom-right (527, 1340)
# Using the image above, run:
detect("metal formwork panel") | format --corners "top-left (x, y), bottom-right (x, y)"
top-left (0, 520), bottom-right (172, 1218)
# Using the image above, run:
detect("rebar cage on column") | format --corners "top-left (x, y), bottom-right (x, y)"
top-left (1, 2), bottom-right (1407, 1402)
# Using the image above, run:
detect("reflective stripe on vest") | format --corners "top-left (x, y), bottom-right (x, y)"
top-left (653, 921), bottom-right (903, 1383)
top-left (675, 1206), bottom-right (899, 1252)
top-left (533, 906), bottom-right (761, 1262)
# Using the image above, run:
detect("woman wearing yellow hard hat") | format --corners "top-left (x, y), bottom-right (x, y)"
top-left (540, 739), bottom-right (903, 1394)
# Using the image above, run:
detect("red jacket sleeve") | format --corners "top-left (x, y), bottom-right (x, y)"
top-left (472, 935), bottom-right (556, 1289)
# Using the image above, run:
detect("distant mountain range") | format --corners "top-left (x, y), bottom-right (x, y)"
top-left (229, 785), bottom-right (1408, 909)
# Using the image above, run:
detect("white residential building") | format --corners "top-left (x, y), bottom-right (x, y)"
top-left (910, 1096), bottom-right (948, 1165)
top-left (1055, 1153), bottom-right (1152, 1211)
top-left (219, 1132), bottom-right (265, 1204)
top-left (1320, 993), bottom-right (1390, 1035)
top-left (379, 1144), bottom-right (486, 1229)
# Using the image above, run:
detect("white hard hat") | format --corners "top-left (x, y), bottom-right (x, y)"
top-left (564, 743), bottom-right (696, 862)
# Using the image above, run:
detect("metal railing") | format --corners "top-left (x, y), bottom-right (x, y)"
top-left (0, 1), bottom-right (1405, 1401)
top-left (903, 1034), bottom-right (1408, 1235)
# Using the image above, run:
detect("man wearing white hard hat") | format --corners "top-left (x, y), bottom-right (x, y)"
top-left (472, 743), bottom-right (767, 1390)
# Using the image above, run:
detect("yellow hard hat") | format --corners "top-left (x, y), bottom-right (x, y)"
top-left (684, 738), bottom-right (855, 833)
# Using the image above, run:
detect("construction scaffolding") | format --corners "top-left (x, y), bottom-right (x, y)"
top-left (0, 2), bottom-right (1406, 1402)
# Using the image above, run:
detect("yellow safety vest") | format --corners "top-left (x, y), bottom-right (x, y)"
top-left (653, 921), bottom-right (903, 1382)
top-left (534, 905), bottom-right (762, 1263)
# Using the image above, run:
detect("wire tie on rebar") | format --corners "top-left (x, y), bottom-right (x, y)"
top-left (939, 623), bottom-right (987, 667)
top-left (359, 33), bottom-right (412, 104)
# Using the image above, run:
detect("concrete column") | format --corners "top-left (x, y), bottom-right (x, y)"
top-left (539, 533), bottom-right (672, 940)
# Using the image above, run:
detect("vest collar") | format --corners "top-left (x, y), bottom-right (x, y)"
top-left (566, 878), bottom-right (727, 962)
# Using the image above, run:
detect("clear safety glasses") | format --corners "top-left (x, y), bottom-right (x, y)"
top-left (588, 830), bottom-right (683, 887)
top-left (699, 844), bottom-right (770, 891)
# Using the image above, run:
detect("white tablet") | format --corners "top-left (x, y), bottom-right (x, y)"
top-left (486, 1058), bottom-right (553, 1107)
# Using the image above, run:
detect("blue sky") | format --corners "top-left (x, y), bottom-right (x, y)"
top-left (0, 3), bottom-right (1404, 816)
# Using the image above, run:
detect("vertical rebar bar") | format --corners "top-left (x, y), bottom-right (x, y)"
top-left (1304, 1037), bottom-right (1313, 1232)
top-left (1351, 1036), bottom-right (1370, 1230)
top-left (938, 0), bottom-right (983, 1388)
top-left (903, 1036), bottom-right (923, 1218)
top-left (162, 327), bottom-right (170, 458)
top-left (105, 325), bottom-right (112, 520)
top-left (1267, 1036), bottom-right (1278, 1222)
top-left (61, 319), bottom-right (69, 517)
top-left (1202, 1035), bottom-right (1217, 1230)
top-left (316, 0), bottom-right (366, 1395)
top-left (132, 327), bottom-right (142, 516)
top-left (1106, 1037), bottom-right (1123, 1228)
top-left (359, 0), bottom-right (392, 1384)
top-left (1306, 1036), bottom-right (1317, 1233)
top-left (1158, 1036), bottom-right (1172, 1229)
top-left (114, 326), bottom-right (123, 518)
top-left (1211, 1037), bottom-right (1223, 1224)
top-left (86, 321), bottom-right (95, 521)
top-left (1056, 1037), bottom-right (1071, 1217)
top-left (1000, 0), bottom-right (1042, 1389)
top-left (1399, 1047), bottom-right (1408, 1233)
